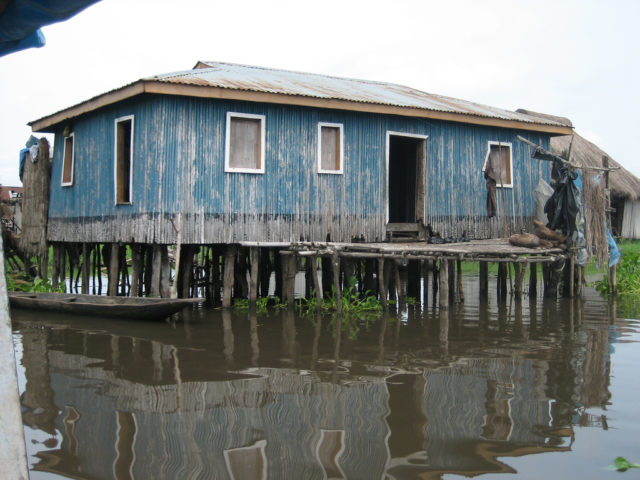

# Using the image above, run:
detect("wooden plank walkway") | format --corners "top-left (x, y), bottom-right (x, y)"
top-left (283, 238), bottom-right (567, 264)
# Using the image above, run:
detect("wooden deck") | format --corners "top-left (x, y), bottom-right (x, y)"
top-left (282, 238), bottom-right (567, 264)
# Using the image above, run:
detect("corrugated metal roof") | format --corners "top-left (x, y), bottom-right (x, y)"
top-left (144, 61), bottom-right (570, 127)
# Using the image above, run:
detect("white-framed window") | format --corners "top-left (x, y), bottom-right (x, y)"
top-left (483, 141), bottom-right (513, 188)
top-left (317, 122), bottom-right (344, 174)
top-left (225, 112), bottom-right (266, 173)
top-left (114, 115), bottom-right (134, 204)
top-left (61, 132), bottom-right (74, 186)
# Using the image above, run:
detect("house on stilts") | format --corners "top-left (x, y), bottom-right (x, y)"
top-left (28, 61), bottom-right (574, 303)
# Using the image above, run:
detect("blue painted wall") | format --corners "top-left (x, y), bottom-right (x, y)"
top-left (47, 94), bottom-right (551, 243)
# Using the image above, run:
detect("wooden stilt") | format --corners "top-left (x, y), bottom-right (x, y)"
top-left (529, 262), bottom-right (537, 297)
top-left (274, 249), bottom-right (283, 300)
top-left (378, 258), bottom-right (387, 309)
top-left (432, 260), bottom-right (439, 304)
top-left (448, 261), bottom-right (455, 304)
top-left (513, 262), bottom-right (528, 300)
top-left (304, 257), bottom-right (312, 299)
top-left (211, 246), bottom-right (222, 305)
top-left (439, 258), bottom-right (449, 309)
top-left (282, 253), bottom-right (297, 307)
top-left (108, 243), bottom-right (119, 297)
top-left (569, 254), bottom-right (575, 298)
top-left (51, 244), bottom-right (61, 291)
top-left (150, 245), bottom-right (162, 297)
top-left (131, 244), bottom-right (142, 297)
top-left (479, 261), bottom-right (488, 299)
top-left (456, 258), bottom-right (464, 303)
top-left (222, 245), bottom-right (236, 308)
top-left (159, 246), bottom-right (170, 298)
top-left (249, 247), bottom-right (259, 307)
top-left (422, 260), bottom-right (430, 306)
top-left (310, 255), bottom-right (323, 311)
top-left (332, 253), bottom-right (342, 315)
top-left (497, 263), bottom-right (507, 301)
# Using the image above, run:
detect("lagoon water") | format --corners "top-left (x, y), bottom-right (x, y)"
top-left (10, 277), bottom-right (640, 479)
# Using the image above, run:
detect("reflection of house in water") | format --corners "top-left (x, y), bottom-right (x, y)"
top-left (16, 309), bottom-right (612, 479)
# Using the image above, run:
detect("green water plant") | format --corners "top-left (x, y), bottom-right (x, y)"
top-left (594, 252), bottom-right (640, 296)
top-left (6, 272), bottom-right (64, 293)
top-left (300, 277), bottom-right (383, 314)
top-left (612, 457), bottom-right (640, 472)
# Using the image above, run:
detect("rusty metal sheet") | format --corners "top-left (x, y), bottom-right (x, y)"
top-left (146, 62), bottom-right (569, 127)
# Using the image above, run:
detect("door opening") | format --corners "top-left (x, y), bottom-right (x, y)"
top-left (387, 134), bottom-right (425, 224)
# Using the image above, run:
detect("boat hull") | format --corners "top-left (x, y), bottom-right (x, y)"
top-left (8, 292), bottom-right (202, 321)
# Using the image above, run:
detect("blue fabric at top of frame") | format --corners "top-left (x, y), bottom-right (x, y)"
top-left (0, 0), bottom-right (99, 57)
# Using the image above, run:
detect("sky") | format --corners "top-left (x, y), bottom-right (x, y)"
top-left (1, 0), bottom-right (639, 186)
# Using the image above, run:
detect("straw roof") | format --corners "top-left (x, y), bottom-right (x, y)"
top-left (551, 133), bottom-right (640, 201)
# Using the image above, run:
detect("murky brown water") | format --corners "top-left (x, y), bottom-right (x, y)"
top-left (10, 279), bottom-right (640, 480)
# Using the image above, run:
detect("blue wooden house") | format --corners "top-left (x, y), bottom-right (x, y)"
top-left (30, 61), bottom-right (572, 245)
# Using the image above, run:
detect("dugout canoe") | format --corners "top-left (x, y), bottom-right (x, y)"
top-left (8, 292), bottom-right (202, 320)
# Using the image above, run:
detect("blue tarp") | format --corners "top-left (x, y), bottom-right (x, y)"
top-left (0, 0), bottom-right (99, 57)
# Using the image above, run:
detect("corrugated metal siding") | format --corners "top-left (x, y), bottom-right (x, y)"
top-left (47, 95), bottom-right (551, 244)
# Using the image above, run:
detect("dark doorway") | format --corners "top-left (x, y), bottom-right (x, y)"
top-left (388, 135), bottom-right (425, 223)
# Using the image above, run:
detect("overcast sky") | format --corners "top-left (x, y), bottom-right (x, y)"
top-left (1, 0), bottom-right (638, 186)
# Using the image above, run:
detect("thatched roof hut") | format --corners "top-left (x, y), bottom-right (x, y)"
top-left (551, 133), bottom-right (640, 238)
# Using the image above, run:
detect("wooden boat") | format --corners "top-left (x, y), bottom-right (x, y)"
top-left (8, 292), bottom-right (203, 320)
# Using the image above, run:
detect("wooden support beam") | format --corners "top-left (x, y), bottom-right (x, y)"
top-left (310, 255), bottom-right (323, 311)
top-left (479, 261), bottom-right (488, 299)
top-left (282, 253), bottom-right (297, 307)
top-left (439, 258), bottom-right (449, 309)
top-left (497, 263), bottom-right (507, 301)
top-left (108, 243), bottom-right (120, 297)
top-left (81, 243), bottom-right (89, 294)
top-left (160, 246), bottom-right (171, 298)
top-left (249, 247), bottom-right (259, 307)
top-left (456, 258), bottom-right (464, 303)
top-left (332, 253), bottom-right (342, 315)
top-left (529, 262), bottom-right (537, 297)
top-left (130, 245), bottom-right (142, 297)
top-left (378, 258), bottom-right (388, 309)
top-left (222, 245), bottom-right (237, 308)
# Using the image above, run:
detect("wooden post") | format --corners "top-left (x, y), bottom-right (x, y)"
top-left (281, 253), bottom-right (297, 307)
top-left (448, 261), bottom-right (455, 304)
top-left (160, 246), bottom-right (171, 298)
top-left (479, 261), bottom-right (488, 299)
top-left (108, 243), bottom-right (119, 297)
top-left (150, 245), bottom-right (162, 297)
top-left (211, 246), bottom-right (222, 305)
top-left (569, 254), bottom-right (575, 298)
top-left (310, 255), bottom-right (323, 311)
top-left (529, 261), bottom-right (537, 297)
top-left (131, 245), bottom-right (142, 297)
top-left (513, 262), bottom-right (528, 300)
top-left (439, 258), bottom-right (449, 309)
top-left (51, 244), bottom-right (61, 291)
top-left (456, 258), bottom-right (464, 303)
top-left (249, 247), bottom-right (259, 307)
top-left (222, 245), bottom-right (236, 308)
top-left (81, 243), bottom-right (90, 294)
top-left (497, 263), bottom-right (507, 301)
top-left (332, 253), bottom-right (342, 315)
top-left (378, 258), bottom-right (388, 309)
top-left (259, 247), bottom-right (271, 298)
